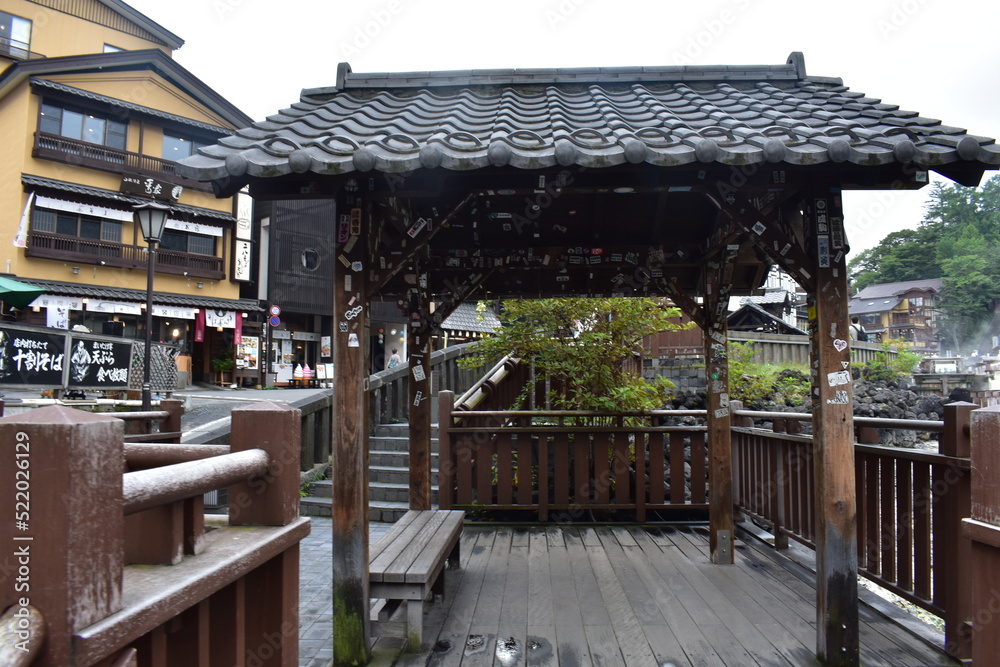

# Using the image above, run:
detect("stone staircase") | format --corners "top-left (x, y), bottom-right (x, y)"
top-left (300, 423), bottom-right (439, 522)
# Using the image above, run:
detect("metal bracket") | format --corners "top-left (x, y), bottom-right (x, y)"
top-left (716, 529), bottom-right (733, 564)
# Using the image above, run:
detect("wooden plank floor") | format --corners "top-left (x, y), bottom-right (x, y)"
top-left (371, 525), bottom-right (960, 667)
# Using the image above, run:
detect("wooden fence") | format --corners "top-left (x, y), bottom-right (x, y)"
top-left (0, 400), bottom-right (307, 666)
top-left (730, 400), bottom-right (974, 661)
top-left (438, 395), bottom-right (710, 522)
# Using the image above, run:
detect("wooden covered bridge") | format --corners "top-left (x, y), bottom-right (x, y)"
top-left (172, 53), bottom-right (1000, 665)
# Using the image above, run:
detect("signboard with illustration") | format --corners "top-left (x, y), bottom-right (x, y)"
top-left (66, 336), bottom-right (133, 389)
top-left (0, 324), bottom-right (134, 389)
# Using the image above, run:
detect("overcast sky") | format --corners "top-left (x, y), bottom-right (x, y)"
top-left (126, 0), bottom-right (1000, 255)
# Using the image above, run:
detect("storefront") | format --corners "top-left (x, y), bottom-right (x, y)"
top-left (11, 277), bottom-right (262, 387)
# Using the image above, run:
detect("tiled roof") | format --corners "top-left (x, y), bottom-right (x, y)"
top-left (853, 278), bottom-right (943, 300)
top-left (31, 78), bottom-right (234, 135)
top-left (178, 53), bottom-right (999, 182)
top-left (13, 276), bottom-right (263, 311)
top-left (21, 174), bottom-right (235, 223)
top-left (441, 302), bottom-right (500, 333)
top-left (849, 297), bottom-right (902, 316)
top-left (741, 291), bottom-right (792, 306)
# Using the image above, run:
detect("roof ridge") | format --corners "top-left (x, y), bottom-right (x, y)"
top-left (307, 53), bottom-right (812, 96)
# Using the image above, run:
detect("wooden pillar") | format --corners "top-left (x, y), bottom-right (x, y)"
top-left (331, 198), bottom-right (371, 665)
top-left (965, 405), bottom-right (1000, 664)
top-left (407, 262), bottom-right (433, 510)
top-left (808, 192), bottom-right (859, 665)
top-left (940, 402), bottom-right (973, 660)
top-left (703, 253), bottom-right (735, 564)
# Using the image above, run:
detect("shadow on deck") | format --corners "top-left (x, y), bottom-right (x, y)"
top-left (369, 525), bottom-right (958, 667)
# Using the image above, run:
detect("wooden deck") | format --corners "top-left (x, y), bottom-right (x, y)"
top-left (372, 525), bottom-right (959, 667)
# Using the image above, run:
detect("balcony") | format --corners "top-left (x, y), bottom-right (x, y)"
top-left (0, 37), bottom-right (44, 61)
top-left (32, 132), bottom-right (213, 192)
top-left (26, 231), bottom-right (224, 280)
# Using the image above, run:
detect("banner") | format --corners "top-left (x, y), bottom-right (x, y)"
top-left (194, 309), bottom-right (205, 342)
top-left (13, 192), bottom-right (34, 248)
top-left (234, 311), bottom-right (242, 346)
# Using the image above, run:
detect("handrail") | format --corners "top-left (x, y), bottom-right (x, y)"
top-left (454, 354), bottom-right (515, 409)
top-left (124, 443), bottom-right (230, 468)
top-left (0, 604), bottom-right (44, 665)
top-left (122, 448), bottom-right (269, 515)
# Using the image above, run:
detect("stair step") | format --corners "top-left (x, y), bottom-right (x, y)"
top-left (308, 477), bottom-right (440, 499)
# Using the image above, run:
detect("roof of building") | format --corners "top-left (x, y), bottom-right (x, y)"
top-left (21, 174), bottom-right (235, 224)
top-left (12, 276), bottom-right (263, 311)
top-left (0, 50), bottom-right (252, 129)
top-left (97, 0), bottom-right (185, 50)
top-left (728, 301), bottom-right (805, 335)
top-left (853, 278), bottom-right (944, 300)
top-left (741, 291), bottom-right (792, 306)
top-left (849, 296), bottom-right (902, 316)
top-left (31, 78), bottom-right (234, 135)
top-left (177, 53), bottom-right (999, 185)
top-left (441, 302), bottom-right (500, 333)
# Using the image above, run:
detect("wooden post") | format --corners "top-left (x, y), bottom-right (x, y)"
top-left (938, 401), bottom-right (973, 660)
top-left (159, 398), bottom-right (183, 443)
top-left (0, 406), bottom-right (124, 667)
top-left (965, 405), bottom-right (1000, 664)
top-left (703, 253), bottom-right (735, 564)
top-left (808, 192), bottom-right (859, 665)
top-left (332, 198), bottom-right (371, 665)
top-left (229, 401), bottom-right (301, 526)
top-left (408, 262), bottom-right (433, 510)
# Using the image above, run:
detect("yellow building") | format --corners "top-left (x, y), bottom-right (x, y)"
top-left (0, 0), bottom-right (260, 385)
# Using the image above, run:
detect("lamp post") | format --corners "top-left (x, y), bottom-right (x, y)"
top-left (133, 201), bottom-right (171, 411)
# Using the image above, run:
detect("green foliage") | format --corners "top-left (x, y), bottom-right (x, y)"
top-left (459, 298), bottom-right (687, 412)
top-left (859, 338), bottom-right (922, 382)
top-left (727, 341), bottom-right (810, 407)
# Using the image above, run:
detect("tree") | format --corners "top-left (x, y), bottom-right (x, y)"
top-left (460, 298), bottom-right (688, 412)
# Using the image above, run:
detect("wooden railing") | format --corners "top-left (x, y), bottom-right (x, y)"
top-left (0, 400), bottom-right (307, 666)
top-left (32, 132), bottom-right (213, 192)
top-left (730, 400), bottom-right (974, 661)
top-left (438, 398), bottom-right (710, 522)
top-left (27, 231), bottom-right (224, 279)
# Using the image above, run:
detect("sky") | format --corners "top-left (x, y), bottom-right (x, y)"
top-left (126, 0), bottom-right (1000, 256)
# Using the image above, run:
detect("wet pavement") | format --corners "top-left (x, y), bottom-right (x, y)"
top-left (299, 517), bottom-right (390, 667)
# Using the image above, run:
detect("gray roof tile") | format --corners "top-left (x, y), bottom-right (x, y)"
top-left (177, 54), bottom-right (999, 183)
top-left (13, 276), bottom-right (262, 311)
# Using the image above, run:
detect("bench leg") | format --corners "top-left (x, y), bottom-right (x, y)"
top-left (406, 599), bottom-right (423, 651)
top-left (448, 539), bottom-right (461, 570)
top-left (432, 570), bottom-right (446, 600)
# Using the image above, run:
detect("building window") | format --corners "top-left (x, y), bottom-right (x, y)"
top-left (0, 11), bottom-right (31, 59)
top-left (39, 103), bottom-right (127, 150)
top-left (161, 229), bottom-right (215, 255)
top-left (103, 44), bottom-right (123, 52)
top-left (910, 296), bottom-right (923, 307)
top-left (32, 208), bottom-right (121, 242)
top-left (162, 133), bottom-right (208, 161)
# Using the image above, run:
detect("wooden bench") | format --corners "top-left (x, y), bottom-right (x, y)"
top-left (369, 509), bottom-right (464, 650)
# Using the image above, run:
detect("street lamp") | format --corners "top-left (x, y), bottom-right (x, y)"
top-left (133, 201), bottom-right (171, 411)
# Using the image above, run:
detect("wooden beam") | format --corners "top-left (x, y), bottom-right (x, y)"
top-left (367, 192), bottom-right (475, 299)
top-left (703, 247), bottom-right (737, 565)
top-left (332, 197), bottom-right (371, 665)
top-left (807, 191), bottom-right (859, 665)
top-left (698, 185), bottom-right (816, 292)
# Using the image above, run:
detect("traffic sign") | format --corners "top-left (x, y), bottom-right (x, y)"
top-left (269, 316), bottom-right (280, 326)
top-left (269, 305), bottom-right (281, 316)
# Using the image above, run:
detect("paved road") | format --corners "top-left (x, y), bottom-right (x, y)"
top-left (0, 384), bottom-right (332, 442)
top-left (172, 385), bottom-right (331, 442)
